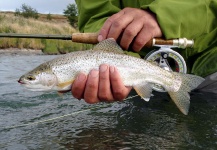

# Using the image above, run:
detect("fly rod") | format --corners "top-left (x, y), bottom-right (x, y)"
top-left (0, 32), bottom-right (194, 49)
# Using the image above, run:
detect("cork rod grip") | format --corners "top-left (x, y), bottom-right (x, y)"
top-left (72, 33), bottom-right (99, 44)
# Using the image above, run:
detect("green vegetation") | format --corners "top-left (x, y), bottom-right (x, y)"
top-left (0, 12), bottom-right (92, 54)
top-left (63, 4), bottom-right (78, 27)
top-left (15, 4), bottom-right (39, 19)
top-left (46, 13), bottom-right (52, 20)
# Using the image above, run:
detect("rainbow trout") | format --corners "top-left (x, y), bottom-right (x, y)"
top-left (18, 38), bottom-right (204, 115)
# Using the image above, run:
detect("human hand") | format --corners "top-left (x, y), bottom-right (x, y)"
top-left (71, 64), bottom-right (132, 103)
top-left (98, 7), bottom-right (162, 52)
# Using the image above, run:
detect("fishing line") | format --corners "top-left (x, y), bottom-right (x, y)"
top-left (1, 95), bottom-right (139, 130)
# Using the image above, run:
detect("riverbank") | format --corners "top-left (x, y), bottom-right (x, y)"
top-left (0, 11), bottom-right (91, 54)
top-left (0, 48), bottom-right (44, 56)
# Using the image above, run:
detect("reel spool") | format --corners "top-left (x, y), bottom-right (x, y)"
top-left (144, 37), bottom-right (194, 92)
top-left (145, 47), bottom-right (187, 92)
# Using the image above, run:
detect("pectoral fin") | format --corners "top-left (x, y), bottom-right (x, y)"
top-left (57, 90), bottom-right (71, 97)
top-left (57, 79), bottom-right (74, 90)
top-left (57, 92), bottom-right (64, 97)
top-left (133, 82), bottom-right (153, 101)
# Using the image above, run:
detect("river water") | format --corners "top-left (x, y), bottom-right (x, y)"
top-left (0, 51), bottom-right (216, 150)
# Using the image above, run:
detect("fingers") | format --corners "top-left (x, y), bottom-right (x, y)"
top-left (132, 25), bottom-right (153, 52)
top-left (71, 73), bottom-right (87, 100)
top-left (98, 8), bottom-right (163, 51)
top-left (84, 70), bottom-right (100, 103)
top-left (98, 11), bottom-right (125, 42)
top-left (106, 14), bottom-right (133, 41)
top-left (132, 13), bottom-right (162, 51)
top-left (71, 70), bottom-right (101, 104)
top-left (109, 66), bottom-right (132, 100)
top-left (98, 64), bottom-right (114, 101)
top-left (120, 18), bottom-right (144, 50)
top-left (71, 65), bottom-right (131, 103)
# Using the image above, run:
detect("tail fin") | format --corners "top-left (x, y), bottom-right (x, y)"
top-left (168, 73), bottom-right (204, 115)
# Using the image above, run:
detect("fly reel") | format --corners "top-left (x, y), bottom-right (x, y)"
top-left (144, 38), bottom-right (194, 92)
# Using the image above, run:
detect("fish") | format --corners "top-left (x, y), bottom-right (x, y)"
top-left (18, 38), bottom-right (204, 115)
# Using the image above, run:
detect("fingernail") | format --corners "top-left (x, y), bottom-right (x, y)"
top-left (110, 66), bottom-right (115, 73)
top-left (98, 35), bottom-right (103, 42)
top-left (90, 70), bottom-right (99, 78)
top-left (100, 64), bottom-right (108, 72)
top-left (77, 73), bottom-right (86, 81)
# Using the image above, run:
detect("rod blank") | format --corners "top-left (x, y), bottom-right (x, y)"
top-left (0, 33), bottom-right (72, 40)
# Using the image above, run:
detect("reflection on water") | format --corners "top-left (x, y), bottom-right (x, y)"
top-left (0, 53), bottom-right (216, 149)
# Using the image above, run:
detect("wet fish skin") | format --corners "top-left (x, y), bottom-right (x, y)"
top-left (18, 38), bottom-right (204, 115)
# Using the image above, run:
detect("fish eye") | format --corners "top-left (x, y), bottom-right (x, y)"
top-left (26, 75), bottom-right (35, 81)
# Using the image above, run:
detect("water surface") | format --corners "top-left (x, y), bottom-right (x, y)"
top-left (0, 52), bottom-right (216, 149)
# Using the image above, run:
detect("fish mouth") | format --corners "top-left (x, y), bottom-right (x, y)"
top-left (18, 79), bottom-right (26, 84)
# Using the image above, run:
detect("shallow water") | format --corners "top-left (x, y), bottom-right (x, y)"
top-left (0, 53), bottom-right (217, 150)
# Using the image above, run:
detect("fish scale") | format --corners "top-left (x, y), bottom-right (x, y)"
top-left (18, 38), bottom-right (204, 115)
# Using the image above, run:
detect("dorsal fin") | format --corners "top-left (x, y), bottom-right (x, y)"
top-left (93, 38), bottom-right (124, 54)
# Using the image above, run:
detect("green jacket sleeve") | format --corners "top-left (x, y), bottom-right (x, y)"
top-left (75, 0), bottom-right (121, 32)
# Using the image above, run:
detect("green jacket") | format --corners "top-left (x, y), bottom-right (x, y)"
top-left (75, 0), bottom-right (217, 77)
